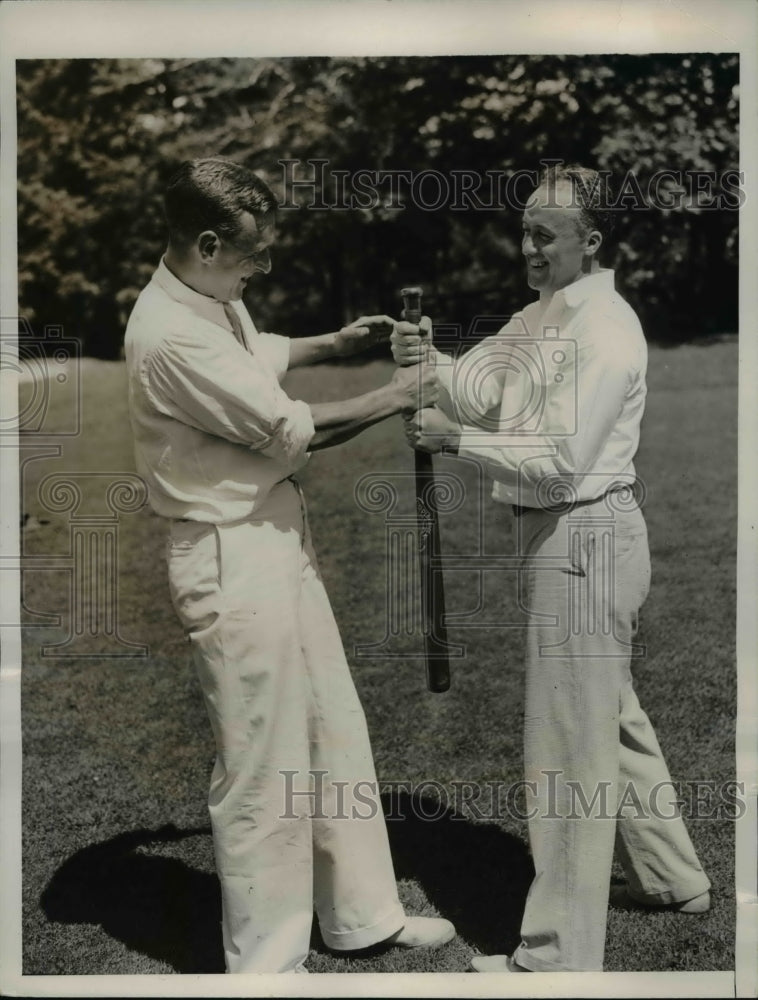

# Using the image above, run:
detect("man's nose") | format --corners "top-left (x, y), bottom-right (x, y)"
top-left (522, 232), bottom-right (535, 256)
top-left (255, 250), bottom-right (272, 274)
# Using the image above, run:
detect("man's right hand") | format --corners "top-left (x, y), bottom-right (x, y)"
top-left (391, 316), bottom-right (433, 367)
top-left (391, 362), bottom-right (439, 414)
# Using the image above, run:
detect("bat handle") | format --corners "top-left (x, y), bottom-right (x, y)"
top-left (415, 448), bottom-right (451, 693)
top-left (399, 286), bottom-right (450, 693)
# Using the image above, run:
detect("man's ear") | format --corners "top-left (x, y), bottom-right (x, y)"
top-left (197, 230), bottom-right (220, 262)
top-left (584, 229), bottom-right (603, 258)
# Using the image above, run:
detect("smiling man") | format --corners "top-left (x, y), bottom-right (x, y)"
top-left (392, 164), bottom-right (710, 972)
top-left (124, 158), bottom-right (454, 973)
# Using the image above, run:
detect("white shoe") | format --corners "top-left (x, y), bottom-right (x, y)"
top-left (609, 884), bottom-right (711, 913)
top-left (470, 954), bottom-right (530, 972)
top-left (384, 915), bottom-right (456, 949)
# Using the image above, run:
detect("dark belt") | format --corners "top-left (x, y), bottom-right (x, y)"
top-left (511, 484), bottom-right (633, 518)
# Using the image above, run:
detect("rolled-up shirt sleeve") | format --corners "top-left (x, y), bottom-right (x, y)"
top-left (259, 399), bottom-right (314, 465)
top-left (142, 329), bottom-right (314, 465)
top-left (255, 331), bottom-right (291, 382)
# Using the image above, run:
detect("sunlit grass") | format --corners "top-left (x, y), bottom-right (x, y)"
top-left (20, 338), bottom-right (737, 974)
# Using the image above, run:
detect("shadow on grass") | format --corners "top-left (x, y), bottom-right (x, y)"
top-left (382, 789), bottom-right (532, 954)
top-left (40, 823), bottom-right (224, 974)
top-left (40, 795), bottom-right (532, 972)
top-left (309, 790), bottom-right (532, 958)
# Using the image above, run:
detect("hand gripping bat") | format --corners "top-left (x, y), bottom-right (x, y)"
top-left (400, 286), bottom-right (451, 693)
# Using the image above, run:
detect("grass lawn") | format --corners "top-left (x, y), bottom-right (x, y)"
top-left (17, 338), bottom-right (737, 976)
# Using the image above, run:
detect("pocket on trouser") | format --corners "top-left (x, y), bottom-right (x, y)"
top-left (512, 510), bottom-right (568, 617)
top-left (165, 521), bottom-right (221, 634)
top-left (521, 515), bottom-right (650, 656)
top-left (185, 581), bottom-right (309, 786)
top-left (611, 526), bottom-right (651, 624)
top-left (562, 511), bottom-right (650, 622)
top-left (186, 612), bottom-right (253, 770)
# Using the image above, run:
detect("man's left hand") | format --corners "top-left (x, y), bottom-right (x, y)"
top-left (334, 315), bottom-right (396, 357)
top-left (405, 407), bottom-right (461, 454)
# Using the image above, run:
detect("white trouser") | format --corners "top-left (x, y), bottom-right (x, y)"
top-left (509, 499), bottom-right (710, 971)
top-left (165, 479), bottom-right (404, 972)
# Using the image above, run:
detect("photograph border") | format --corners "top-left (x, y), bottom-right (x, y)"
top-left (1, 2), bottom-right (755, 997)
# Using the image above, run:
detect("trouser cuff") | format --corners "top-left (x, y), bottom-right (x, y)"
top-left (320, 902), bottom-right (405, 952)
top-left (628, 875), bottom-right (711, 906)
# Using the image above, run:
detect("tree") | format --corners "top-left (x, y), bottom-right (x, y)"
top-left (16, 54), bottom-right (739, 357)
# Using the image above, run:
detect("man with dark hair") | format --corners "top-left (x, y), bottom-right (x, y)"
top-left (124, 157), bottom-right (454, 973)
top-left (163, 158), bottom-right (279, 246)
top-left (392, 164), bottom-right (710, 972)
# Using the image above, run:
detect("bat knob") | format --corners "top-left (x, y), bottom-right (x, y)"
top-left (400, 285), bottom-right (423, 326)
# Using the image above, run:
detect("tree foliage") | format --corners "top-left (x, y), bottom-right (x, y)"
top-left (16, 54), bottom-right (739, 357)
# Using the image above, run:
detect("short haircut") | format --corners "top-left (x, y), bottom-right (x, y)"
top-left (164, 158), bottom-right (278, 247)
top-left (537, 163), bottom-right (616, 241)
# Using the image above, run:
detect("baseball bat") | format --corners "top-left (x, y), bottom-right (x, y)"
top-left (400, 286), bottom-right (451, 693)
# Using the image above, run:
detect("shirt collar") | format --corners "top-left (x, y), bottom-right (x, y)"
top-left (153, 256), bottom-right (229, 328)
top-left (558, 268), bottom-right (616, 309)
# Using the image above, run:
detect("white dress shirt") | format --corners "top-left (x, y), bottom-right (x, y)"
top-left (435, 269), bottom-right (647, 507)
top-left (125, 259), bottom-right (314, 522)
